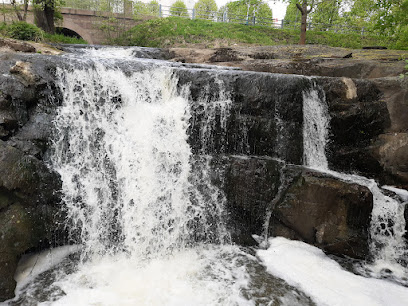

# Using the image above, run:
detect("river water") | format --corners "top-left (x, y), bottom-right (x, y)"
top-left (4, 47), bottom-right (408, 306)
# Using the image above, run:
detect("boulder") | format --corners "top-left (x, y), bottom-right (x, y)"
top-left (0, 141), bottom-right (61, 300)
top-left (270, 167), bottom-right (373, 259)
top-left (210, 156), bottom-right (373, 259)
top-left (0, 203), bottom-right (52, 301)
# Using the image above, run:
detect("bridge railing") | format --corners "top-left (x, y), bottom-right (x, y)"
top-left (1, 0), bottom-right (371, 36)
top-left (132, 4), bottom-right (370, 35)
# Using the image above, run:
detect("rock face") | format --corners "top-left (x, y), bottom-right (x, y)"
top-left (316, 77), bottom-right (391, 181)
top-left (0, 54), bottom-right (63, 300)
top-left (0, 46), bottom-right (404, 301)
top-left (176, 69), bottom-right (308, 164)
top-left (169, 45), bottom-right (408, 188)
top-left (212, 156), bottom-right (373, 259)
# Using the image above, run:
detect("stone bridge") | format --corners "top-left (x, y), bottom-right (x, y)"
top-left (4, 6), bottom-right (143, 44)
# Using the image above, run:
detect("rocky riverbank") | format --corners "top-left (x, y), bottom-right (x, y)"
top-left (0, 40), bottom-right (407, 301)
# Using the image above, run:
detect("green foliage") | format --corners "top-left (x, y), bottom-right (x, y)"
top-left (170, 0), bottom-right (189, 17)
top-left (194, 0), bottom-right (218, 19)
top-left (112, 16), bottom-right (393, 49)
top-left (310, 0), bottom-right (341, 30)
top-left (220, 0), bottom-right (272, 21)
top-left (147, 0), bottom-right (160, 16)
top-left (284, 0), bottom-right (300, 24)
top-left (0, 22), bottom-right (7, 34)
top-left (132, 0), bottom-right (159, 17)
top-left (6, 21), bottom-right (44, 41)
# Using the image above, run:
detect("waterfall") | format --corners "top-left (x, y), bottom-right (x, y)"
top-left (37, 56), bottom-right (263, 305)
top-left (8, 48), bottom-right (408, 305)
top-left (52, 63), bottom-right (234, 258)
top-left (302, 83), bottom-right (408, 284)
top-left (302, 86), bottom-right (330, 170)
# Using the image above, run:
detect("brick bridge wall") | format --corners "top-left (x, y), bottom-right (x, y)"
top-left (2, 6), bottom-right (144, 45)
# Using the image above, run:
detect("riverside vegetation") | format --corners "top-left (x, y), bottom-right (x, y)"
top-left (0, 21), bottom-right (87, 44)
top-left (0, 18), bottom-right (401, 50)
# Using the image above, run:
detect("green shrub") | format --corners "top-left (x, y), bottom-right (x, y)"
top-left (0, 22), bottom-right (7, 34)
top-left (6, 22), bottom-right (44, 41)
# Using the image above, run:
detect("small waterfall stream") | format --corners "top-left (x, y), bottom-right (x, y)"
top-left (301, 84), bottom-right (407, 284)
top-left (6, 48), bottom-right (408, 306)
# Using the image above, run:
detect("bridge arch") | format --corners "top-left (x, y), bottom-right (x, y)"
top-left (61, 17), bottom-right (95, 44)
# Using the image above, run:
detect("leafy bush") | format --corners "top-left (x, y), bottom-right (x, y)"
top-left (6, 22), bottom-right (44, 41)
top-left (0, 22), bottom-right (7, 34)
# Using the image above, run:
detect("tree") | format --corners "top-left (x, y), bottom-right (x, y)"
top-left (10, 0), bottom-right (29, 21)
top-left (279, 0), bottom-right (318, 44)
top-left (170, 0), bottom-right (189, 17)
top-left (220, 0), bottom-right (272, 23)
top-left (283, 0), bottom-right (300, 26)
top-left (147, 0), bottom-right (160, 16)
top-left (33, 0), bottom-right (57, 34)
top-left (310, 0), bottom-right (340, 31)
top-left (194, 0), bottom-right (217, 19)
top-left (373, 0), bottom-right (408, 48)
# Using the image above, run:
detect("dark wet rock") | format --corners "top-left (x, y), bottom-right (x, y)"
top-left (177, 69), bottom-right (307, 164)
top-left (0, 202), bottom-right (56, 301)
top-left (0, 53), bottom-right (64, 301)
top-left (0, 142), bottom-right (61, 301)
top-left (315, 77), bottom-right (392, 182)
top-left (0, 141), bottom-right (60, 203)
top-left (214, 156), bottom-right (283, 246)
top-left (210, 156), bottom-right (373, 259)
top-left (270, 167), bottom-right (373, 259)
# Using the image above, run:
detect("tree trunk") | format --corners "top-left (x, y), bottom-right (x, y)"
top-left (34, 2), bottom-right (55, 34)
top-left (296, 1), bottom-right (309, 45)
top-left (11, 0), bottom-right (23, 21)
top-left (22, 0), bottom-right (28, 21)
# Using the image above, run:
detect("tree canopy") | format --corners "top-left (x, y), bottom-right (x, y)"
top-left (219, 0), bottom-right (272, 22)
top-left (194, 0), bottom-right (218, 19)
top-left (170, 0), bottom-right (189, 17)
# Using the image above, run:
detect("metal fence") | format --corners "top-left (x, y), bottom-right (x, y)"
top-left (136, 4), bottom-right (369, 35)
top-left (1, 0), bottom-right (369, 36)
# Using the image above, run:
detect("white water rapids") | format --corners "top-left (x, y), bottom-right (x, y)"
top-left (5, 48), bottom-right (408, 305)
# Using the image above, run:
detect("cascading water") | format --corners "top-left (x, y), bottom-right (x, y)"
top-left (6, 48), bottom-right (408, 306)
top-left (302, 86), bottom-right (330, 170)
top-left (45, 58), bottom-right (253, 304)
top-left (301, 83), bottom-right (408, 284)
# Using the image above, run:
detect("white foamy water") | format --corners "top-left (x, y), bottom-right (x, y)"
top-left (46, 246), bottom-right (254, 306)
top-left (258, 237), bottom-right (408, 306)
top-left (14, 245), bottom-right (80, 293)
top-left (302, 86), bottom-right (330, 170)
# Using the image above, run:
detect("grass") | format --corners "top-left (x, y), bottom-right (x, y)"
top-left (113, 17), bottom-right (394, 49)
top-left (43, 33), bottom-right (87, 44)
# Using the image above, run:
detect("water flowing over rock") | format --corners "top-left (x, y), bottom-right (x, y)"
top-left (0, 46), bottom-right (406, 303)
